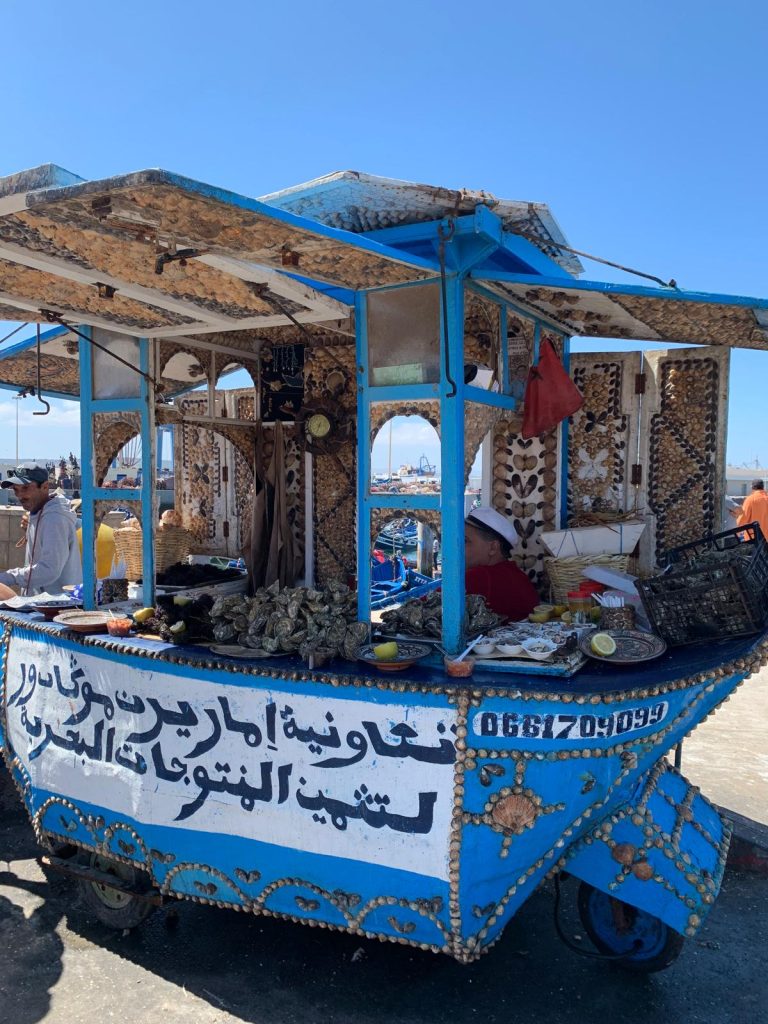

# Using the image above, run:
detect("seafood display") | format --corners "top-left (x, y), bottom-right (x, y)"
top-left (136, 593), bottom-right (216, 644)
top-left (379, 592), bottom-right (503, 639)
top-left (209, 580), bottom-right (369, 661)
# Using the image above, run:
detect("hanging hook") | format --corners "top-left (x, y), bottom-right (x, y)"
top-left (33, 323), bottom-right (50, 416)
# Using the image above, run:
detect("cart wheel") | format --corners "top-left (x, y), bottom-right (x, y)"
top-left (76, 853), bottom-right (156, 930)
top-left (577, 882), bottom-right (685, 973)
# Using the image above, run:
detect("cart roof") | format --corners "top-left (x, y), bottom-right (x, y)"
top-left (0, 162), bottom-right (766, 375)
top-left (259, 169), bottom-right (585, 276)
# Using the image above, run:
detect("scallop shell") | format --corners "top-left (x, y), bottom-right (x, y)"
top-left (491, 794), bottom-right (537, 833)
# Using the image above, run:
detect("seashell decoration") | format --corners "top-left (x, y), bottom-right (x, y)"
top-left (491, 794), bottom-right (537, 833)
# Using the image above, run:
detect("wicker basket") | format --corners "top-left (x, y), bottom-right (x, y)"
top-left (113, 523), bottom-right (192, 581)
top-left (544, 554), bottom-right (633, 604)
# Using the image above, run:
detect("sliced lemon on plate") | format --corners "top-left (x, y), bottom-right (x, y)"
top-left (373, 641), bottom-right (398, 660)
top-left (590, 632), bottom-right (617, 657)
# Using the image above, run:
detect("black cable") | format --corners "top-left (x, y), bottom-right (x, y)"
top-left (517, 226), bottom-right (678, 290)
top-left (41, 314), bottom-right (163, 393)
top-left (0, 322), bottom-right (29, 346)
top-left (437, 220), bottom-right (457, 398)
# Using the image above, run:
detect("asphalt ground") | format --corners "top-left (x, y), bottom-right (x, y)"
top-left (1, 770), bottom-right (767, 1024)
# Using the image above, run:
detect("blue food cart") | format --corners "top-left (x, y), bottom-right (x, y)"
top-left (0, 164), bottom-right (766, 970)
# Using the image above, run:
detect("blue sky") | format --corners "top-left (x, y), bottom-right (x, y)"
top-left (1, 0), bottom-right (766, 467)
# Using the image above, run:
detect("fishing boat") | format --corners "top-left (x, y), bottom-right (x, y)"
top-left (370, 554), bottom-right (441, 610)
top-left (374, 517), bottom-right (419, 549)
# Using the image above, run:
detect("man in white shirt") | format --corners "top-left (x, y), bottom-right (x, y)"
top-left (0, 465), bottom-right (82, 596)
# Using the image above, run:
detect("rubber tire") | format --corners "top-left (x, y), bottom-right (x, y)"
top-left (76, 853), bottom-right (156, 930)
top-left (577, 881), bottom-right (685, 973)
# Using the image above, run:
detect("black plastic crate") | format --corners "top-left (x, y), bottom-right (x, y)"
top-left (637, 523), bottom-right (768, 646)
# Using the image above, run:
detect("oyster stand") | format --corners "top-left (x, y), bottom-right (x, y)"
top-left (1, 166), bottom-right (767, 969)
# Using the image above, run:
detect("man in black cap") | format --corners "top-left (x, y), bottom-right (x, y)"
top-left (0, 465), bottom-right (82, 596)
top-left (736, 478), bottom-right (768, 540)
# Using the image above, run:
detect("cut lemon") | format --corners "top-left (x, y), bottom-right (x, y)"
top-left (373, 641), bottom-right (398, 660)
top-left (590, 632), bottom-right (617, 657)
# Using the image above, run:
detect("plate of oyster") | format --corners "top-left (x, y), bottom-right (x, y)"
top-left (209, 580), bottom-right (370, 664)
top-left (379, 593), bottom-right (503, 641)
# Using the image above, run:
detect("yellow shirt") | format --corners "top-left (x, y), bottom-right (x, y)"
top-left (737, 490), bottom-right (768, 541)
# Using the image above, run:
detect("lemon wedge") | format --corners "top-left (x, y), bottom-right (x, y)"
top-left (373, 641), bottom-right (398, 660)
top-left (590, 632), bottom-right (617, 657)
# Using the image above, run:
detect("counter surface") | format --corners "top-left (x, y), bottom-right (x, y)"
top-left (1, 609), bottom-right (763, 696)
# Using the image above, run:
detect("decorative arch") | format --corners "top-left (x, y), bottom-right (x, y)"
top-left (370, 509), bottom-right (441, 546)
top-left (159, 340), bottom-right (212, 382)
top-left (215, 360), bottom-right (258, 391)
top-left (369, 401), bottom-right (439, 443)
top-left (93, 412), bottom-right (141, 486)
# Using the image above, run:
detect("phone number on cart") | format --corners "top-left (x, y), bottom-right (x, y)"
top-left (473, 702), bottom-right (669, 741)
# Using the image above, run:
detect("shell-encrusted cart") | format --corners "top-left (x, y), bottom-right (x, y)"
top-left (0, 165), bottom-right (766, 969)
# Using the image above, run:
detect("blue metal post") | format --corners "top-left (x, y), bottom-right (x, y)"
top-left (438, 276), bottom-right (466, 653)
top-left (355, 294), bottom-right (372, 625)
top-left (78, 326), bottom-right (97, 610)
top-left (139, 337), bottom-right (156, 604)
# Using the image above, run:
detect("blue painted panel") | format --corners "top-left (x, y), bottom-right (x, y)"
top-left (368, 494), bottom-right (441, 511)
top-left (463, 386), bottom-right (517, 411)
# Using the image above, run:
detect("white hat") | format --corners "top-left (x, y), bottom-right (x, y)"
top-left (465, 506), bottom-right (519, 548)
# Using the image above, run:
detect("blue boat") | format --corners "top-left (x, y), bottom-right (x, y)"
top-left (374, 517), bottom-right (419, 550)
top-left (370, 555), bottom-right (441, 609)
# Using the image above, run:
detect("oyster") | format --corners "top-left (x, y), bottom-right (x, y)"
top-left (209, 581), bottom-right (373, 666)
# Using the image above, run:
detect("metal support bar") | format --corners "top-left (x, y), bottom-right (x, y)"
top-left (355, 294), bottom-right (372, 625)
top-left (39, 856), bottom-right (165, 905)
top-left (78, 326), bottom-right (97, 610)
top-left (139, 337), bottom-right (156, 603)
top-left (367, 493), bottom-right (441, 511)
top-left (439, 275), bottom-right (466, 653)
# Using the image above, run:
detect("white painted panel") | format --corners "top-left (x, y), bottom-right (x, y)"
top-left (6, 636), bottom-right (455, 880)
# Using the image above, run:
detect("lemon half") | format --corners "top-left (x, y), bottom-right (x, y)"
top-left (373, 641), bottom-right (398, 660)
top-left (590, 632), bottom-right (617, 657)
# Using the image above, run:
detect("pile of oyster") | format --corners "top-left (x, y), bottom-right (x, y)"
top-left (380, 592), bottom-right (503, 639)
top-left (210, 580), bottom-right (369, 662)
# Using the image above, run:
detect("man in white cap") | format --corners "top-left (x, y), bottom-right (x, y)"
top-left (0, 464), bottom-right (82, 596)
top-left (464, 506), bottom-right (539, 621)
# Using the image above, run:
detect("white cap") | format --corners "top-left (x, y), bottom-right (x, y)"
top-left (465, 506), bottom-right (519, 548)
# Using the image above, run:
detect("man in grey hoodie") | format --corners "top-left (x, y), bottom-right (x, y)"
top-left (0, 465), bottom-right (82, 596)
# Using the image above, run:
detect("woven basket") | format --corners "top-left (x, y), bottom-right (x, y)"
top-left (113, 524), bottom-right (192, 581)
top-left (544, 554), bottom-right (633, 604)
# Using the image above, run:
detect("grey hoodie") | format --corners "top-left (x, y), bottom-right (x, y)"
top-left (0, 494), bottom-right (82, 595)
